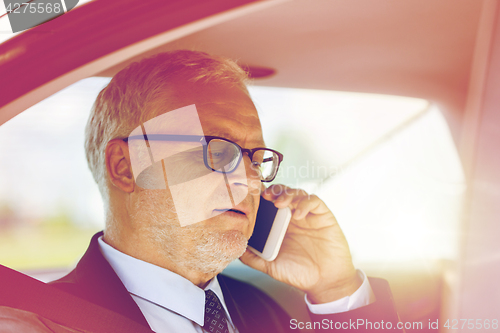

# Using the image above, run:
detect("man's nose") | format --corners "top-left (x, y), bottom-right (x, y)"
top-left (236, 154), bottom-right (262, 190)
top-left (223, 155), bottom-right (247, 184)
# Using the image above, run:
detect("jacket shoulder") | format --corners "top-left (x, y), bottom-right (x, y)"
top-left (49, 232), bottom-right (151, 329)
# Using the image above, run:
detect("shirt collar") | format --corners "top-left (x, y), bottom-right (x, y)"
top-left (98, 235), bottom-right (232, 327)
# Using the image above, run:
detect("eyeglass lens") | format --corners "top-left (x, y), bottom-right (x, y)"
top-left (255, 149), bottom-right (279, 181)
top-left (206, 140), bottom-right (278, 181)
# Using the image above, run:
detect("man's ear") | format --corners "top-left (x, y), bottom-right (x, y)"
top-left (105, 139), bottom-right (135, 193)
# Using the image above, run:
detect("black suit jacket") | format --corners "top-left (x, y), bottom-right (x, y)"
top-left (50, 232), bottom-right (402, 333)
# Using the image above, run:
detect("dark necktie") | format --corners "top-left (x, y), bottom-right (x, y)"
top-left (203, 289), bottom-right (230, 333)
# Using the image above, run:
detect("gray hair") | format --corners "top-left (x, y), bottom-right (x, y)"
top-left (84, 50), bottom-right (250, 205)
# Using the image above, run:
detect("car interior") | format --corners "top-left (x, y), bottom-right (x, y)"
top-left (1, 0), bottom-right (500, 332)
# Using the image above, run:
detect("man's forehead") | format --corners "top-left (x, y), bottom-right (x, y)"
top-left (197, 104), bottom-right (264, 142)
top-left (145, 105), bottom-right (263, 146)
top-left (141, 80), bottom-right (264, 142)
top-left (147, 102), bottom-right (260, 129)
top-left (205, 127), bottom-right (265, 147)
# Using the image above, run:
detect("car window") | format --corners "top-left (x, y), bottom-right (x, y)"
top-left (0, 77), bottom-right (464, 280)
top-left (251, 87), bottom-right (464, 264)
top-left (0, 78), bottom-right (108, 275)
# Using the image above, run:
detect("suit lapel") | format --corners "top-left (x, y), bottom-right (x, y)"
top-left (218, 274), bottom-right (261, 333)
top-left (218, 274), bottom-right (293, 333)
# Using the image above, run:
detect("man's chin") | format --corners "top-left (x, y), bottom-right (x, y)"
top-left (218, 230), bottom-right (249, 258)
top-left (192, 230), bottom-right (248, 274)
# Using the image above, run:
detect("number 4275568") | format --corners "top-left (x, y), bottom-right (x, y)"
top-left (443, 319), bottom-right (498, 330)
top-left (6, 3), bottom-right (63, 14)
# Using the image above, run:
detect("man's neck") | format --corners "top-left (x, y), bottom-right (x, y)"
top-left (102, 232), bottom-right (218, 288)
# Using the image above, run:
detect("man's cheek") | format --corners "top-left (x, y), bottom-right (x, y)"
top-left (244, 175), bottom-right (262, 198)
top-left (246, 217), bottom-right (257, 240)
top-left (227, 184), bottom-right (248, 208)
top-left (169, 174), bottom-right (229, 227)
top-left (247, 164), bottom-right (264, 193)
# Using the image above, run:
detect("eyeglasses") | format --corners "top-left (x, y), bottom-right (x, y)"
top-left (123, 134), bottom-right (283, 182)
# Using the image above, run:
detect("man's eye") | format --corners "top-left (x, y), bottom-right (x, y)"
top-left (209, 149), bottom-right (230, 160)
top-left (170, 147), bottom-right (204, 163)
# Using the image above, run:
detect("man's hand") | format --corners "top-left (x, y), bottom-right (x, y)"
top-left (240, 185), bottom-right (362, 304)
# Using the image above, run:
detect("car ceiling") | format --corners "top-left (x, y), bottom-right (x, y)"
top-left (0, 0), bottom-right (484, 136)
top-left (98, 0), bottom-right (483, 119)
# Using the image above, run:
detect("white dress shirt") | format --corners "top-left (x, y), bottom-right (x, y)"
top-left (98, 237), bottom-right (375, 333)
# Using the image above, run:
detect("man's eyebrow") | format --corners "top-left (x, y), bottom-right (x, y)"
top-left (207, 131), bottom-right (239, 141)
top-left (206, 131), bottom-right (266, 147)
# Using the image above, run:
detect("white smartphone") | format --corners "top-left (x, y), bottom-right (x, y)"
top-left (248, 196), bottom-right (292, 261)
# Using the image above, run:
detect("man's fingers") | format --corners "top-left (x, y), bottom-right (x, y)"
top-left (293, 194), bottom-right (330, 218)
top-left (263, 185), bottom-right (307, 207)
top-left (262, 184), bottom-right (288, 201)
top-left (263, 185), bottom-right (335, 227)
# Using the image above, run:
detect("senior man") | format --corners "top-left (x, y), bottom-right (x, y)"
top-left (51, 50), bottom-right (400, 333)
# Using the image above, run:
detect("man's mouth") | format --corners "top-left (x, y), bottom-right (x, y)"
top-left (214, 208), bottom-right (246, 215)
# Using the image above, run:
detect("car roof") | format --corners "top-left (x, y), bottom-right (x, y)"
top-left (0, 0), bottom-right (485, 133)
top-left (100, 0), bottom-right (482, 115)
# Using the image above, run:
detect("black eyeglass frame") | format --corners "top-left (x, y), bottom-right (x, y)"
top-left (122, 134), bottom-right (284, 182)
